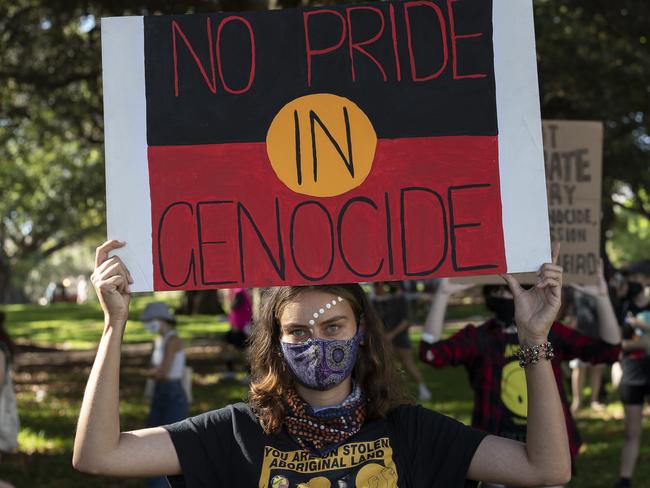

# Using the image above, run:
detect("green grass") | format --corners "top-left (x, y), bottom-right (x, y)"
top-left (1, 301), bottom-right (649, 487)
top-left (3, 298), bottom-right (229, 349)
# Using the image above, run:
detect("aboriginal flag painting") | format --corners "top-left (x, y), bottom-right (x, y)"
top-left (101, 0), bottom-right (550, 292)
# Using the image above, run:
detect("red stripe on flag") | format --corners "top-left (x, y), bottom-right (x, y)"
top-left (148, 136), bottom-right (505, 290)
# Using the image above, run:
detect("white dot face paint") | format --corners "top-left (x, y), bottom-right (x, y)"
top-left (303, 295), bottom-right (346, 328)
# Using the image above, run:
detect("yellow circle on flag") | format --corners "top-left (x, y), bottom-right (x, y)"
top-left (266, 93), bottom-right (377, 197)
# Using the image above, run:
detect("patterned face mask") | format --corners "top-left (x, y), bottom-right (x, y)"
top-left (144, 319), bottom-right (161, 334)
top-left (280, 329), bottom-right (362, 391)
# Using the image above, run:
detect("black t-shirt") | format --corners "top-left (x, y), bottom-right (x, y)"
top-left (620, 301), bottom-right (650, 385)
top-left (164, 403), bottom-right (487, 487)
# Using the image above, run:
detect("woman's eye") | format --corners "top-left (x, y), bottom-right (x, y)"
top-left (290, 329), bottom-right (308, 338)
top-left (326, 324), bottom-right (341, 334)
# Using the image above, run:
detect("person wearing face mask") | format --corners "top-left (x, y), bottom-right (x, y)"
top-left (74, 240), bottom-right (575, 487)
top-left (140, 302), bottom-right (189, 488)
top-left (419, 259), bottom-right (623, 488)
top-left (614, 270), bottom-right (650, 488)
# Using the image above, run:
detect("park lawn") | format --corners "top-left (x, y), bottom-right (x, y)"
top-left (1, 302), bottom-right (649, 487)
top-left (3, 297), bottom-right (230, 349)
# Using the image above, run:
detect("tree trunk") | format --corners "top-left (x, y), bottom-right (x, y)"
top-left (0, 256), bottom-right (28, 304)
top-left (601, 194), bottom-right (615, 279)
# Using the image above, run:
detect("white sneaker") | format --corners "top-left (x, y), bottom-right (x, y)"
top-left (418, 383), bottom-right (432, 401)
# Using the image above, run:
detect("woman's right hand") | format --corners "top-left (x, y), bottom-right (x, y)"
top-left (91, 240), bottom-right (133, 323)
top-left (437, 278), bottom-right (473, 296)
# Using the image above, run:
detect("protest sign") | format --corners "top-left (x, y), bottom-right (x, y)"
top-left (544, 120), bottom-right (603, 284)
top-left (101, 0), bottom-right (549, 291)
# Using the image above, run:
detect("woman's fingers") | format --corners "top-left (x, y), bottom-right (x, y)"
top-left (500, 273), bottom-right (523, 298)
top-left (538, 268), bottom-right (562, 282)
top-left (551, 242), bottom-right (561, 264)
top-left (538, 262), bottom-right (563, 273)
top-left (94, 244), bottom-right (134, 286)
top-left (536, 277), bottom-right (562, 295)
top-left (536, 277), bottom-right (561, 287)
top-left (95, 240), bottom-right (125, 268)
top-left (97, 274), bottom-right (127, 292)
top-left (94, 257), bottom-right (131, 293)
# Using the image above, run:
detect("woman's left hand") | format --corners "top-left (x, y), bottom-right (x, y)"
top-left (571, 258), bottom-right (608, 298)
top-left (502, 244), bottom-right (563, 345)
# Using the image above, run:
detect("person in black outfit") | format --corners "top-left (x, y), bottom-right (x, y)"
top-left (614, 268), bottom-right (650, 488)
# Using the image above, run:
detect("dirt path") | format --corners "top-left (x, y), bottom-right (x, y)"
top-left (14, 339), bottom-right (237, 368)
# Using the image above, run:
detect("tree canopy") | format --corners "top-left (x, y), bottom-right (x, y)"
top-left (1, 0), bottom-right (648, 302)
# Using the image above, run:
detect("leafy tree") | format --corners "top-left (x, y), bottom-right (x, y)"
top-left (1, 0), bottom-right (648, 302)
top-left (0, 1), bottom-right (266, 302)
top-left (534, 1), bottom-right (650, 268)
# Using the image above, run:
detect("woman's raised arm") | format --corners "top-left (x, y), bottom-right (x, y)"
top-left (72, 240), bottom-right (181, 477)
top-left (467, 245), bottom-right (572, 486)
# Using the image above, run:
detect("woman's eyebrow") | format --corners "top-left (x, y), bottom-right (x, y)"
top-left (282, 322), bottom-right (309, 328)
top-left (282, 314), bottom-right (349, 330)
top-left (318, 315), bottom-right (347, 325)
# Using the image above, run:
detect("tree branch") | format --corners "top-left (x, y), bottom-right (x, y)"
top-left (40, 223), bottom-right (104, 259)
top-left (613, 200), bottom-right (650, 220)
top-left (0, 69), bottom-right (100, 89)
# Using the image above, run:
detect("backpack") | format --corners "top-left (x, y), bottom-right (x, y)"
top-left (0, 342), bottom-right (19, 452)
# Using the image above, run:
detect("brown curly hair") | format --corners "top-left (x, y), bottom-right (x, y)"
top-left (248, 283), bottom-right (410, 434)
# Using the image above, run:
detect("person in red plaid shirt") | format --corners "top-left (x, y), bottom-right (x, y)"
top-left (420, 266), bottom-right (624, 488)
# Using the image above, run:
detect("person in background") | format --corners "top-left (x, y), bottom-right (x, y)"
top-left (0, 312), bottom-right (18, 488)
top-left (44, 281), bottom-right (56, 304)
top-left (372, 281), bottom-right (432, 401)
top-left (140, 302), bottom-right (189, 488)
top-left (614, 267), bottom-right (650, 488)
top-left (223, 288), bottom-right (253, 381)
top-left (420, 254), bottom-right (623, 488)
top-left (76, 275), bottom-right (89, 304)
top-left (568, 289), bottom-right (607, 412)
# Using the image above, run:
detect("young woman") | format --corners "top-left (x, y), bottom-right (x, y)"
top-left (140, 302), bottom-right (188, 488)
top-left (141, 301), bottom-right (188, 427)
top-left (73, 240), bottom-right (571, 487)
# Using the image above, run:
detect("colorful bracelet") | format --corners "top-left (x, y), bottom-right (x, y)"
top-left (516, 341), bottom-right (554, 368)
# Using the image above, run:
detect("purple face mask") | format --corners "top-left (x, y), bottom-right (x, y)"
top-left (281, 329), bottom-right (362, 391)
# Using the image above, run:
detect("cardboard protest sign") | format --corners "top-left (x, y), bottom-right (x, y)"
top-left (453, 120), bottom-right (604, 286)
top-left (101, 0), bottom-right (549, 292)
top-left (544, 120), bottom-right (603, 284)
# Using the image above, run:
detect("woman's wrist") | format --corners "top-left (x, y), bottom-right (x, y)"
top-left (518, 333), bottom-right (549, 347)
top-left (104, 316), bottom-right (127, 332)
